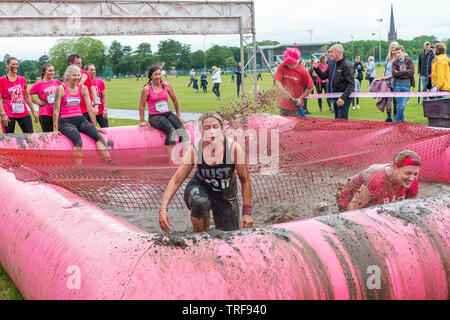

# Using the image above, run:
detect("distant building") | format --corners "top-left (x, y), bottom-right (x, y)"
top-left (258, 42), bottom-right (332, 68)
top-left (388, 3), bottom-right (397, 41)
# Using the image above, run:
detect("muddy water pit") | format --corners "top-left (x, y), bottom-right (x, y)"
top-left (98, 182), bottom-right (450, 235)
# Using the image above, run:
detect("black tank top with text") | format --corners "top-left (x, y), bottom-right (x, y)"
top-left (191, 136), bottom-right (237, 199)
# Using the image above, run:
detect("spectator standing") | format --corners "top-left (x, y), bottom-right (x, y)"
top-left (352, 69), bottom-right (361, 110)
top-left (29, 64), bottom-right (62, 132)
top-left (85, 64), bottom-right (109, 128)
top-left (299, 59), bottom-right (312, 114)
top-left (431, 42), bottom-right (450, 91)
top-left (425, 43), bottom-right (437, 91)
top-left (235, 62), bottom-right (245, 98)
top-left (200, 71), bottom-right (208, 93)
top-left (381, 41), bottom-right (400, 122)
top-left (188, 69), bottom-right (196, 87)
top-left (418, 41), bottom-right (432, 101)
top-left (312, 44), bottom-right (355, 119)
top-left (211, 66), bottom-right (222, 101)
top-left (192, 77), bottom-right (199, 94)
top-left (353, 56), bottom-right (364, 84)
top-left (274, 48), bottom-right (314, 117)
top-left (392, 45), bottom-right (415, 123)
top-left (365, 56), bottom-right (376, 85)
top-left (316, 55), bottom-right (333, 112)
top-left (0, 57), bottom-right (38, 134)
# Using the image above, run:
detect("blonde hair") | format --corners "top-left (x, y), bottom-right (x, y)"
top-left (435, 43), bottom-right (447, 55)
top-left (388, 41), bottom-right (400, 61)
top-left (198, 112), bottom-right (224, 130)
top-left (393, 150), bottom-right (421, 166)
top-left (64, 65), bottom-right (80, 78)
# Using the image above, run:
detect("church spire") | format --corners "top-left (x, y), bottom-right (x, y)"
top-left (388, 3), bottom-right (397, 41)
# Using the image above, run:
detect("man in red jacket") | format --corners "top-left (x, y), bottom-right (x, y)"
top-left (274, 47), bottom-right (314, 117)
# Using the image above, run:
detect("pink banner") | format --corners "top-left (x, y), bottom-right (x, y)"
top-left (307, 91), bottom-right (450, 99)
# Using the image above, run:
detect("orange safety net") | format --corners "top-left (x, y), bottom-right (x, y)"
top-left (0, 118), bottom-right (449, 212)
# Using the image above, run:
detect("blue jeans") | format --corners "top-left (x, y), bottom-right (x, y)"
top-left (421, 76), bottom-right (429, 101)
top-left (394, 85), bottom-right (411, 122)
top-left (333, 99), bottom-right (351, 119)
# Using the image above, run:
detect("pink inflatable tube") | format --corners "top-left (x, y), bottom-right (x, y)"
top-left (0, 117), bottom-right (449, 300)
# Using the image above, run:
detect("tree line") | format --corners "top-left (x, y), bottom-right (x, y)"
top-left (1, 36), bottom-right (448, 80)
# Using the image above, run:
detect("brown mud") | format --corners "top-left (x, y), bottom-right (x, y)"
top-left (102, 182), bottom-right (449, 236)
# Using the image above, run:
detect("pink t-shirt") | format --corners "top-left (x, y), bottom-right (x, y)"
top-left (337, 164), bottom-right (419, 209)
top-left (147, 82), bottom-right (171, 115)
top-left (29, 79), bottom-right (62, 117)
top-left (60, 84), bottom-right (83, 119)
top-left (91, 78), bottom-right (106, 115)
top-left (63, 69), bottom-right (93, 114)
top-left (0, 75), bottom-right (30, 118)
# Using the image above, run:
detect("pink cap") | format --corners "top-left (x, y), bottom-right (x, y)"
top-left (283, 47), bottom-right (301, 65)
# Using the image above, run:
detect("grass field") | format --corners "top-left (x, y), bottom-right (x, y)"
top-left (7, 65), bottom-right (432, 135)
top-left (0, 65), bottom-right (436, 300)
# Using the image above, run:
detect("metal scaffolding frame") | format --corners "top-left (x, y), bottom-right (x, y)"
top-left (0, 0), bottom-right (258, 99)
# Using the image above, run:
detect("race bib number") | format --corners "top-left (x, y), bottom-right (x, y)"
top-left (47, 93), bottom-right (55, 104)
top-left (11, 103), bottom-right (25, 114)
top-left (66, 97), bottom-right (81, 107)
top-left (155, 101), bottom-right (169, 113)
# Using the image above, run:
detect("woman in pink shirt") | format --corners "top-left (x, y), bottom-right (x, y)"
top-left (337, 150), bottom-right (420, 212)
top-left (53, 65), bottom-right (113, 166)
top-left (139, 65), bottom-right (189, 159)
top-left (0, 57), bottom-right (38, 134)
top-left (85, 64), bottom-right (109, 128)
top-left (316, 55), bottom-right (333, 112)
top-left (29, 64), bottom-right (62, 132)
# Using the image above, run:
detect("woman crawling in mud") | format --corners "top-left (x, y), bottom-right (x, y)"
top-left (158, 112), bottom-right (254, 233)
top-left (337, 150), bottom-right (421, 211)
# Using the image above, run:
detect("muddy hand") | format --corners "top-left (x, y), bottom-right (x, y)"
top-left (240, 215), bottom-right (254, 229)
top-left (159, 210), bottom-right (173, 233)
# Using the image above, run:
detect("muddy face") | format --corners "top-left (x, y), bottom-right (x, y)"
top-left (393, 166), bottom-right (420, 189)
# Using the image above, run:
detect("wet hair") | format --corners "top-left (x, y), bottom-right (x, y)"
top-left (64, 65), bottom-right (81, 78)
top-left (41, 64), bottom-right (54, 79)
top-left (198, 112), bottom-right (224, 131)
top-left (435, 43), bottom-right (446, 55)
top-left (67, 54), bottom-right (81, 65)
top-left (6, 57), bottom-right (18, 65)
top-left (393, 150), bottom-right (421, 167)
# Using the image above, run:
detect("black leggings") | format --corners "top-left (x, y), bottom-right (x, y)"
top-left (59, 116), bottom-right (103, 148)
top-left (316, 82), bottom-right (331, 109)
top-left (184, 183), bottom-right (240, 232)
top-left (212, 83), bottom-right (221, 98)
top-left (39, 115), bottom-right (53, 133)
top-left (148, 112), bottom-right (188, 146)
top-left (83, 112), bottom-right (109, 128)
top-left (3, 115), bottom-right (34, 134)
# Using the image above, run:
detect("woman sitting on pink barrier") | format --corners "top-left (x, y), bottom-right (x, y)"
top-left (53, 65), bottom-right (113, 166)
top-left (337, 150), bottom-right (421, 211)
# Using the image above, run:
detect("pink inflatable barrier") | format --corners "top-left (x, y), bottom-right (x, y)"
top-left (0, 116), bottom-right (449, 299)
top-left (0, 168), bottom-right (448, 300)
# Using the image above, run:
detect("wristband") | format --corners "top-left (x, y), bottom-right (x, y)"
top-left (242, 205), bottom-right (252, 216)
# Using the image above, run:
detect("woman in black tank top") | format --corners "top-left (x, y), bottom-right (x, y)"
top-left (158, 112), bottom-right (253, 233)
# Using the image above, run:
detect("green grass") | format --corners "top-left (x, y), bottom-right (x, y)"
top-left (0, 66), bottom-right (432, 299)
top-left (0, 265), bottom-right (23, 300)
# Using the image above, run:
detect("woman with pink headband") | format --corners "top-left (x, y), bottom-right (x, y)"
top-left (337, 150), bottom-right (421, 211)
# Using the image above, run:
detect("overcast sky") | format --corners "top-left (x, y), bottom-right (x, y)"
top-left (1, 0), bottom-right (449, 60)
